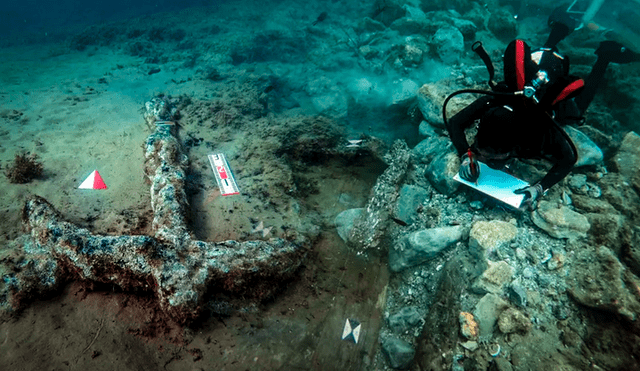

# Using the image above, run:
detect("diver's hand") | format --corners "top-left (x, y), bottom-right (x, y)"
top-left (514, 183), bottom-right (544, 209)
top-left (460, 152), bottom-right (479, 183)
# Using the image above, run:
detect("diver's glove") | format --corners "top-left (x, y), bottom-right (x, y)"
top-left (459, 151), bottom-right (479, 183)
top-left (596, 41), bottom-right (640, 64)
top-left (514, 183), bottom-right (544, 209)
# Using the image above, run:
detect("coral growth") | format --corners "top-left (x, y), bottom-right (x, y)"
top-left (4, 152), bottom-right (43, 184)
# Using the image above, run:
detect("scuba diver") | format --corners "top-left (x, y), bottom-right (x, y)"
top-left (444, 6), bottom-right (640, 209)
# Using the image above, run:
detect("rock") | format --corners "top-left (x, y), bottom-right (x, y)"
top-left (334, 208), bottom-right (364, 242)
top-left (306, 77), bottom-right (348, 118)
top-left (402, 4), bottom-right (427, 20)
top-left (473, 293), bottom-right (509, 341)
top-left (613, 131), bottom-right (640, 194)
top-left (508, 281), bottom-right (528, 308)
top-left (463, 4), bottom-right (491, 29)
top-left (564, 126), bottom-right (604, 167)
top-left (425, 151), bottom-right (460, 195)
top-left (532, 201), bottom-right (590, 241)
top-left (460, 340), bottom-right (479, 351)
top-left (494, 356), bottom-right (514, 371)
top-left (576, 125), bottom-right (615, 157)
top-left (432, 27), bottom-right (464, 64)
top-left (571, 194), bottom-right (616, 214)
top-left (413, 136), bottom-right (452, 163)
top-left (623, 227), bottom-right (640, 277)
top-left (417, 82), bottom-right (472, 129)
top-left (452, 18), bottom-right (477, 40)
top-left (382, 336), bottom-right (415, 369)
top-left (390, 17), bottom-right (427, 35)
top-left (469, 220), bottom-right (518, 262)
top-left (356, 17), bottom-right (387, 33)
top-left (389, 78), bottom-right (420, 105)
top-left (394, 185), bottom-right (429, 225)
top-left (568, 174), bottom-right (588, 194)
top-left (600, 173), bottom-right (640, 219)
top-left (584, 212), bottom-right (625, 256)
top-left (488, 8), bottom-right (516, 41)
top-left (389, 226), bottom-right (464, 272)
top-left (472, 260), bottom-right (514, 294)
top-left (497, 307), bottom-right (531, 334)
top-left (418, 120), bottom-right (439, 137)
top-left (386, 36), bottom-right (429, 69)
top-left (568, 246), bottom-right (640, 321)
top-left (459, 311), bottom-right (479, 340)
top-left (389, 306), bottom-right (423, 334)
top-left (546, 252), bottom-right (565, 271)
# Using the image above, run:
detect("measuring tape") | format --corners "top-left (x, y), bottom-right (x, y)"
top-left (208, 153), bottom-right (240, 196)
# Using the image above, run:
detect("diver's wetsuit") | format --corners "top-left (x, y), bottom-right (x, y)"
top-left (446, 6), bottom-right (640, 194)
top-left (446, 93), bottom-right (577, 192)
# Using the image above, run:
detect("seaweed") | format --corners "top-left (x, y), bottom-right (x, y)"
top-left (4, 152), bottom-right (43, 184)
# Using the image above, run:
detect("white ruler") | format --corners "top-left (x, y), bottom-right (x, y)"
top-left (208, 153), bottom-right (240, 196)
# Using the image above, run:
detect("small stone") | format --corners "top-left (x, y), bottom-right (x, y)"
top-left (469, 221), bottom-right (518, 264)
top-left (418, 121), bottom-right (438, 137)
top-left (547, 252), bottom-right (565, 270)
top-left (473, 294), bottom-right (509, 341)
top-left (394, 185), bottom-right (429, 226)
top-left (334, 208), bottom-right (364, 242)
top-left (568, 174), bottom-right (587, 192)
top-left (508, 282), bottom-right (528, 308)
top-left (425, 151), bottom-right (460, 195)
top-left (388, 306), bottom-right (423, 334)
top-left (586, 183), bottom-right (602, 198)
top-left (382, 336), bottom-right (415, 369)
top-left (497, 307), bottom-right (531, 334)
top-left (460, 340), bottom-right (478, 351)
top-left (472, 261), bottom-right (514, 294)
top-left (459, 312), bottom-right (479, 340)
top-left (522, 267), bottom-right (535, 279)
top-left (470, 201), bottom-right (483, 210)
top-left (389, 226), bottom-right (464, 272)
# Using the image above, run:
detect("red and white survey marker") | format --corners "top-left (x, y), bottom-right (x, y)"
top-left (78, 170), bottom-right (107, 190)
top-left (208, 153), bottom-right (239, 196)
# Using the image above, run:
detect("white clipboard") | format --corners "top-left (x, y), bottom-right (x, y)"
top-left (454, 161), bottom-right (529, 208)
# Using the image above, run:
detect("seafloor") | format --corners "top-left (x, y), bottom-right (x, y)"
top-left (1, 0), bottom-right (640, 370)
